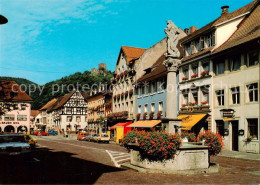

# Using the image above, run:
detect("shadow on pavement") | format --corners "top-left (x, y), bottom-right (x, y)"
top-left (0, 147), bottom-right (125, 184)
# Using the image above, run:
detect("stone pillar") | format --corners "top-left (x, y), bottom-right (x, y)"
top-left (163, 57), bottom-right (182, 134)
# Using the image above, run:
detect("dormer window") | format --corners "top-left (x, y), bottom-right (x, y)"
top-left (200, 36), bottom-right (205, 50)
top-left (206, 34), bottom-right (212, 47)
top-left (185, 44), bottom-right (192, 56)
top-left (195, 39), bottom-right (201, 52)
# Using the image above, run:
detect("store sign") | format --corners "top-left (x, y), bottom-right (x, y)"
top-left (0, 122), bottom-right (20, 124)
top-left (220, 109), bottom-right (235, 120)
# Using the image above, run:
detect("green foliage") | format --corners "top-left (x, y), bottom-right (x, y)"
top-left (0, 70), bottom-right (113, 110)
top-left (198, 131), bottom-right (223, 156)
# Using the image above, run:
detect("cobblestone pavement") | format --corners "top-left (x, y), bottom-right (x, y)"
top-left (0, 137), bottom-right (259, 184)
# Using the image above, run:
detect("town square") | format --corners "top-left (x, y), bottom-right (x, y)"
top-left (0, 0), bottom-right (259, 184)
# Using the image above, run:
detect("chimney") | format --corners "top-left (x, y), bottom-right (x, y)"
top-left (189, 26), bottom-right (197, 34)
top-left (221, 6), bottom-right (229, 15)
top-left (184, 28), bottom-right (189, 35)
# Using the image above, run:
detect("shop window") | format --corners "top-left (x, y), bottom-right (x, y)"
top-left (231, 87), bottom-right (240, 104)
top-left (4, 114), bottom-right (15, 121)
top-left (229, 55), bottom-right (241, 71)
top-left (216, 90), bottom-right (224, 106)
top-left (216, 120), bottom-right (224, 137)
top-left (247, 50), bottom-right (259, 67)
top-left (247, 118), bottom-right (258, 139)
top-left (17, 115), bottom-right (27, 121)
top-left (247, 83), bottom-right (258, 102)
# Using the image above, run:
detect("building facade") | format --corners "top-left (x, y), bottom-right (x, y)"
top-left (211, 2), bottom-right (260, 153)
top-left (0, 80), bottom-right (32, 133)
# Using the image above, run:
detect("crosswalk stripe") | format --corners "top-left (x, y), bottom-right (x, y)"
top-left (106, 150), bottom-right (130, 167)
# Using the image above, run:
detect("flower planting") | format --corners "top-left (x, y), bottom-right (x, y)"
top-left (121, 131), bottom-right (182, 160)
top-left (182, 76), bottom-right (188, 81)
top-left (149, 112), bottom-right (154, 119)
top-left (191, 74), bottom-right (198, 78)
top-left (198, 131), bottom-right (223, 156)
top-left (181, 103), bottom-right (187, 107)
top-left (136, 113), bottom-right (141, 120)
top-left (143, 112), bottom-right (147, 120)
top-left (180, 131), bottom-right (196, 142)
top-left (201, 101), bottom-right (208, 105)
top-left (157, 111), bottom-right (162, 119)
top-left (201, 70), bottom-right (209, 77)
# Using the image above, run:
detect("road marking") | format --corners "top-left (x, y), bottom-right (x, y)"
top-left (106, 150), bottom-right (130, 168)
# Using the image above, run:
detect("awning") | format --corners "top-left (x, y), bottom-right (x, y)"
top-left (110, 122), bottom-right (132, 130)
top-left (178, 114), bottom-right (207, 130)
top-left (128, 120), bottom-right (161, 128)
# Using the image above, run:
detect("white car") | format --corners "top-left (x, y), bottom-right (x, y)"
top-left (93, 133), bottom-right (110, 143)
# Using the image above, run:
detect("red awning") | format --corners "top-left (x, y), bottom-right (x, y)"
top-left (110, 122), bottom-right (132, 130)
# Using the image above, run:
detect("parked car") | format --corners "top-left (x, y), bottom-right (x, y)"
top-left (34, 131), bottom-right (50, 136)
top-left (0, 134), bottom-right (31, 157)
top-left (48, 130), bottom-right (58, 135)
top-left (24, 134), bottom-right (37, 148)
top-left (77, 132), bottom-right (88, 141)
top-left (85, 133), bottom-right (95, 142)
top-left (93, 133), bottom-right (110, 143)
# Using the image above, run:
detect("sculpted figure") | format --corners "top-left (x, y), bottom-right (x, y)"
top-left (164, 20), bottom-right (180, 57)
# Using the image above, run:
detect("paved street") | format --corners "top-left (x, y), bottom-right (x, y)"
top-left (0, 136), bottom-right (259, 184)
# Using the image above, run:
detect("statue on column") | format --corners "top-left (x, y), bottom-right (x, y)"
top-left (164, 20), bottom-right (180, 58)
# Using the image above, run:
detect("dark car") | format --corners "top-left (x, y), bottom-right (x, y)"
top-left (0, 134), bottom-right (31, 157)
top-left (85, 134), bottom-right (97, 142)
top-left (48, 130), bottom-right (58, 136)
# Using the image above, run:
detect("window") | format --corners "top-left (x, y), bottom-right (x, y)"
top-left (247, 83), bottom-right (258, 102)
top-left (147, 82), bottom-right (151, 94)
top-left (186, 44), bottom-right (192, 56)
top-left (202, 61), bottom-right (209, 72)
top-left (192, 64), bottom-right (198, 75)
top-left (205, 34), bottom-right (212, 47)
top-left (195, 39), bottom-right (201, 52)
top-left (138, 105), bottom-right (141, 114)
top-left (247, 119), bottom-right (258, 139)
top-left (200, 36), bottom-right (205, 50)
top-left (247, 50), bottom-right (259, 67)
top-left (67, 108), bottom-right (72, 114)
top-left (4, 114), bottom-right (15, 121)
top-left (67, 116), bottom-right (72, 122)
top-left (183, 67), bottom-right (189, 78)
top-left (192, 92), bottom-right (198, 103)
top-left (144, 104), bottom-right (148, 113)
top-left (183, 93), bottom-right (188, 105)
top-left (17, 115), bottom-right (27, 121)
top-left (231, 87), bottom-right (240, 104)
top-left (159, 101), bottom-right (163, 111)
top-left (216, 90), bottom-right (224, 106)
top-left (216, 120), bottom-right (224, 137)
top-left (202, 90), bottom-right (209, 102)
top-left (141, 86), bottom-right (145, 95)
top-left (76, 116), bottom-right (81, 122)
top-left (229, 55), bottom-right (241, 71)
top-left (151, 103), bottom-right (155, 112)
top-left (76, 108), bottom-right (81, 113)
top-left (215, 60), bottom-right (225, 75)
top-left (152, 81), bottom-right (157, 93)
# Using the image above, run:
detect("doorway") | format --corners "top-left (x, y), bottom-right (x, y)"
top-left (4, 125), bottom-right (15, 133)
top-left (231, 120), bottom-right (239, 151)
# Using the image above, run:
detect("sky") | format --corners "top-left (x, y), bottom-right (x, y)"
top-left (0, 0), bottom-right (253, 85)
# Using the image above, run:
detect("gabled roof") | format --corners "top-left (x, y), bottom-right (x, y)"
top-left (31, 110), bottom-right (40, 117)
top-left (137, 54), bottom-right (167, 83)
top-left (180, 0), bottom-right (257, 44)
top-left (40, 98), bottom-right (58, 110)
top-left (181, 46), bottom-right (214, 63)
top-left (213, 2), bottom-right (260, 54)
top-left (116, 46), bottom-right (146, 67)
top-left (0, 80), bottom-right (32, 102)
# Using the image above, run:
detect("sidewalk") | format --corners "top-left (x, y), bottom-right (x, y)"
top-left (219, 150), bottom-right (260, 161)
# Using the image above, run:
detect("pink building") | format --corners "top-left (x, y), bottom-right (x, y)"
top-left (0, 80), bottom-right (32, 133)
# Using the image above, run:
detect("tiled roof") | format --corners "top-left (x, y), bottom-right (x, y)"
top-left (214, 2), bottom-right (260, 54)
top-left (137, 54), bottom-right (167, 83)
top-left (121, 46), bottom-right (146, 63)
top-left (40, 98), bottom-right (58, 110)
top-left (180, 0), bottom-right (257, 44)
top-left (0, 80), bottom-right (32, 101)
top-left (31, 110), bottom-right (40, 117)
top-left (181, 46), bottom-right (214, 62)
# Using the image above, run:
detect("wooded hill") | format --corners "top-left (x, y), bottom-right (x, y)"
top-left (0, 70), bottom-right (113, 110)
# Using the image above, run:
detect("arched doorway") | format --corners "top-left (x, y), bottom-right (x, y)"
top-left (17, 126), bottom-right (28, 133)
top-left (4, 125), bottom-right (15, 133)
